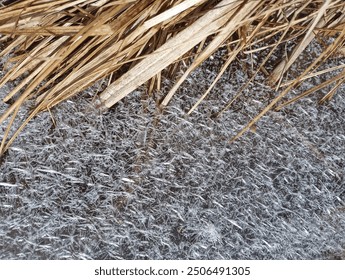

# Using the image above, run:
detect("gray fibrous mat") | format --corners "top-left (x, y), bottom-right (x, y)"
top-left (1, 53), bottom-right (345, 259)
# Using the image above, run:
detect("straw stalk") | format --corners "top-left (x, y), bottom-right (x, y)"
top-left (0, 0), bottom-right (344, 155)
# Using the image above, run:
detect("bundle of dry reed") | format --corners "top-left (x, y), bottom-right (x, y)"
top-left (0, 0), bottom-right (344, 155)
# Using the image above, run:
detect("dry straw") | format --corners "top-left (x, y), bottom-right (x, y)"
top-left (0, 0), bottom-right (344, 155)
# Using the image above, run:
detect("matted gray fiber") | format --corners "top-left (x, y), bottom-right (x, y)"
top-left (1, 49), bottom-right (345, 259)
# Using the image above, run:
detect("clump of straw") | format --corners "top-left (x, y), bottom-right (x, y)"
top-left (0, 0), bottom-right (344, 155)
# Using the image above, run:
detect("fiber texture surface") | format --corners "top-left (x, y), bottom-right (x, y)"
top-left (1, 46), bottom-right (345, 260)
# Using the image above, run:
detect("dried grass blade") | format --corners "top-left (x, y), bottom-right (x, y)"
top-left (99, 0), bottom-right (240, 109)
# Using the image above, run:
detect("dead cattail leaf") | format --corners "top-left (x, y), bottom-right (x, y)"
top-left (0, 0), bottom-right (344, 155)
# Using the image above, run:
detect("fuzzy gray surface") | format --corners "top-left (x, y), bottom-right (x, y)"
top-left (1, 44), bottom-right (345, 259)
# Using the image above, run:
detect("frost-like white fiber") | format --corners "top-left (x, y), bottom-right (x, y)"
top-left (0, 41), bottom-right (345, 259)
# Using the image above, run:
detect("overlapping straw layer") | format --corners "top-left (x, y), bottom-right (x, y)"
top-left (0, 0), bottom-right (344, 155)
